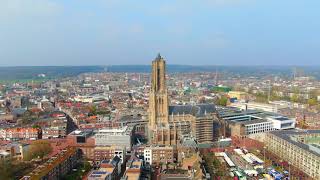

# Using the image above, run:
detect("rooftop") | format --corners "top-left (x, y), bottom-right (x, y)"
top-left (23, 147), bottom-right (78, 180)
top-left (269, 130), bottom-right (320, 157)
top-left (169, 104), bottom-right (216, 117)
top-left (240, 119), bottom-right (270, 125)
top-left (97, 126), bottom-right (128, 133)
top-left (88, 170), bottom-right (111, 178)
top-left (69, 129), bottom-right (94, 137)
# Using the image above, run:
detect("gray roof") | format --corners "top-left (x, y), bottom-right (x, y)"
top-left (269, 130), bottom-right (320, 157)
top-left (238, 119), bottom-right (269, 125)
top-left (217, 109), bottom-right (263, 118)
top-left (169, 104), bottom-right (216, 117)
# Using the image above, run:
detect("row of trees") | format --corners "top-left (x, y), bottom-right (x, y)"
top-left (0, 160), bottom-right (33, 180)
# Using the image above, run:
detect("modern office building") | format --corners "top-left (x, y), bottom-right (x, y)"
top-left (229, 101), bottom-right (285, 113)
top-left (265, 130), bottom-right (320, 179)
top-left (242, 119), bottom-right (273, 135)
top-left (217, 107), bottom-right (295, 137)
top-left (266, 116), bottom-right (295, 130)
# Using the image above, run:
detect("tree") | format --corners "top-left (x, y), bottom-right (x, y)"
top-left (0, 160), bottom-right (33, 179)
top-left (32, 124), bottom-right (41, 129)
top-left (307, 98), bottom-right (318, 106)
top-left (0, 160), bottom-right (12, 180)
top-left (216, 96), bottom-right (228, 106)
top-left (24, 140), bottom-right (52, 161)
top-left (88, 105), bottom-right (97, 116)
top-left (290, 94), bottom-right (299, 103)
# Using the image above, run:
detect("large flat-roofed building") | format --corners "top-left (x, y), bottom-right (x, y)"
top-left (229, 101), bottom-right (285, 113)
top-left (95, 126), bottom-right (133, 150)
top-left (217, 107), bottom-right (295, 137)
top-left (229, 119), bottom-right (273, 136)
top-left (148, 54), bottom-right (219, 145)
top-left (266, 116), bottom-right (295, 130)
top-left (265, 130), bottom-right (320, 179)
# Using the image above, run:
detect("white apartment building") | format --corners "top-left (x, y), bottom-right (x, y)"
top-left (266, 116), bottom-right (295, 130)
top-left (244, 120), bottom-right (273, 135)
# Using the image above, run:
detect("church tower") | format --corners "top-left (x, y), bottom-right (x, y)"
top-left (149, 53), bottom-right (169, 129)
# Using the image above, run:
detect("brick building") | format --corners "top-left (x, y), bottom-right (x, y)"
top-left (21, 147), bottom-right (80, 180)
top-left (0, 127), bottom-right (41, 140)
top-left (144, 145), bottom-right (176, 165)
top-left (67, 129), bottom-right (95, 159)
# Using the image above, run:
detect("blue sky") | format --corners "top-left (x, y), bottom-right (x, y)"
top-left (0, 0), bottom-right (319, 66)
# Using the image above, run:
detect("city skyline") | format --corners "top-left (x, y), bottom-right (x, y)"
top-left (1, 1), bottom-right (320, 180)
top-left (1, 0), bottom-right (320, 66)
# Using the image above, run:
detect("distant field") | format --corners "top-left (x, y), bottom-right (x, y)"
top-left (0, 65), bottom-right (319, 81)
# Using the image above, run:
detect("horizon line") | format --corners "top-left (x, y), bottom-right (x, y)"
top-left (0, 64), bottom-right (319, 67)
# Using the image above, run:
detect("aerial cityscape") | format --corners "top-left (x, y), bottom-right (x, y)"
top-left (1, 1), bottom-right (320, 180)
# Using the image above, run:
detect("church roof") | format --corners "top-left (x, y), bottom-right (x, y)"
top-left (169, 104), bottom-right (216, 117)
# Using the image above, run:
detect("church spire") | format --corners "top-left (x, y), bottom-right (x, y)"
top-left (155, 53), bottom-right (162, 60)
